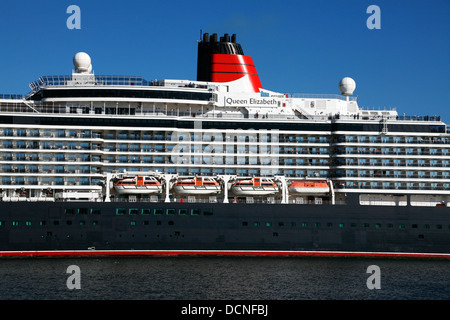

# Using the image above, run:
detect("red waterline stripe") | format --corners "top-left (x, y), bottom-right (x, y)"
top-left (0, 250), bottom-right (449, 259)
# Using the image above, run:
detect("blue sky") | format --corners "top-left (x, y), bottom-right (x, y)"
top-left (0, 0), bottom-right (448, 119)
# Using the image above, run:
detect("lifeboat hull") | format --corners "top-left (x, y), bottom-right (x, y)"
top-left (231, 186), bottom-right (279, 196)
top-left (114, 185), bottom-right (162, 194)
top-left (288, 186), bottom-right (330, 195)
top-left (174, 185), bottom-right (221, 195)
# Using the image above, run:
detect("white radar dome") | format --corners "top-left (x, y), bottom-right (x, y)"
top-left (73, 52), bottom-right (92, 73)
top-left (339, 77), bottom-right (356, 96)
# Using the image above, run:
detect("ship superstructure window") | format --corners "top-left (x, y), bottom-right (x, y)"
top-left (33, 88), bottom-right (214, 102)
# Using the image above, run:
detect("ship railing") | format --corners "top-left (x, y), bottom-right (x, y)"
top-left (0, 94), bottom-right (25, 100)
top-left (291, 93), bottom-right (357, 102)
top-left (337, 184), bottom-right (450, 191)
top-left (27, 76), bottom-right (219, 93)
top-left (110, 197), bottom-right (345, 205)
top-left (0, 101), bottom-right (446, 124)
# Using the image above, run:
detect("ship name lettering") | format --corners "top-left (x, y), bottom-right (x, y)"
top-left (226, 97), bottom-right (248, 105)
top-left (249, 98), bottom-right (277, 105)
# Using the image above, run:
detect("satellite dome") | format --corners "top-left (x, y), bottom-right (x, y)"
top-left (73, 52), bottom-right (92, 73)
top-left (339, 77), bottom-right (356, 96)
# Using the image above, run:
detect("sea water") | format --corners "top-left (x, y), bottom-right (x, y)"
top-left (0, 257), bottom-right (448, 300)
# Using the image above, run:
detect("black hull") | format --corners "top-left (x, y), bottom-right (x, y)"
top-left (1, 196), bottom-right (449, 255)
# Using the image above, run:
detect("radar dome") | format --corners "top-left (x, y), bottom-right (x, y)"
top-left (339, 77), bottom-right (356, 96)
top-left (73, 52), bottom-right (92, 73)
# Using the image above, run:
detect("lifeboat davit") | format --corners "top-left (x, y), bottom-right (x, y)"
top-left (231, 178), bottom-right (279, 196)
top-left (114, 176), bottom-right (162, 194)
top-left (173, 177), bottom-right (221, 195)
top-left (288, 180), bottom-right (330, 195)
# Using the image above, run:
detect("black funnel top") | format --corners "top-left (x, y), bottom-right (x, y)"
top-left (197, 33), bottom-right (244, 82)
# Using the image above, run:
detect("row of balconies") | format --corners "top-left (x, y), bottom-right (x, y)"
top-left (0, 167), bottom-right (97, 174)
top-left (0, 176), bottom-right (97, 186)
top-left (335, 172), bottom-right (450, 179)
top-left (335, 159), bottom-right (449, 167)
top-left (1, 128), bottom-right (326, 142)
top-left (339, 181), bottom-right (450, 191)
top-left (336, 135), bottom-right (449, 144)
top-left (3, 128), bottom-right (450, 147)
top-left (1, 153), bottom-right (449, 170)
top-left (335, 148), bottom-right (449, 156)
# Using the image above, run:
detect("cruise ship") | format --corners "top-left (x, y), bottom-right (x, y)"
top-left (0, 33), bottom-right (449, 258)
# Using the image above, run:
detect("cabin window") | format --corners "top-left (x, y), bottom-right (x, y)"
top-left (129, 208), bottom-right (139, 215)
top-left (166, 209), bottom-right (175, 215)
top-left (191, 209), bottom-right (200, 215)
top-left (142, 209), bottom-right (151, 215)
top-left (65, 208), bottom-right (75, 215)
top-left (179, 209), bottom-right (188, 215)
top-left (116, 208), bottom-right (126, 215)
top-left (154, 209), bottom-right (163, 215)
top-left (91, 208), bottom-right (101, 215)
top-left (78, 208), bottom-right (88, 215)
top-left (265, 222), bottom-right (272, 227)
top-left (203, 209), bottom-right (213, 216)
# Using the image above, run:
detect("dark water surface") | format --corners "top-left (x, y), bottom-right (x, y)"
top-left (0, 256), bottom-right (449, 300)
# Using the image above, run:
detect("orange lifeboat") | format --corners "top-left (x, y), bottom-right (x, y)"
top-left (288, 180), bottom-right (329, 195)
top-left (173, 177), bottom-right (220, 195)
top-left (114, 176), bottom-right (162, 194)
top-left (231, 178), bottom-right (279, 196)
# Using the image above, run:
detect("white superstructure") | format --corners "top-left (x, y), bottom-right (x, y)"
top-left (0, 39), bottom-right (448, 207)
